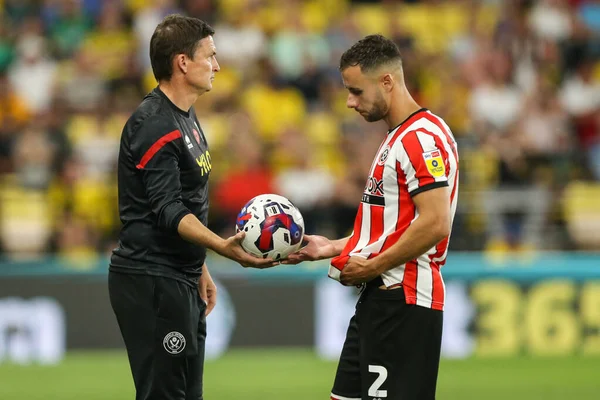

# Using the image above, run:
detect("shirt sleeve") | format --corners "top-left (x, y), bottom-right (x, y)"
top-left (130, 116), bottom-right (192, 233)
top-left (397, 130), bottom-right (449, 196)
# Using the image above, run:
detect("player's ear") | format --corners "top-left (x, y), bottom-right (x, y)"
top-left (381, 73), bottom-right (394, 92)
top-left (176, 54), bottom-right (187, 74)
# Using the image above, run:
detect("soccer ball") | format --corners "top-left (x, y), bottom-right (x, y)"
top-left (235, 194), bottom-right (305, 260)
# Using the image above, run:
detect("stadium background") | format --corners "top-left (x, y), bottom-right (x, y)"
top-left (1, 0), bottom-right (600, 398)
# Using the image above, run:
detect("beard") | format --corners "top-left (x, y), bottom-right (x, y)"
top-left (362, 92), bottom-right (388, 122)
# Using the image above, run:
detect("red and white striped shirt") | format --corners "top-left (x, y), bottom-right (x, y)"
top-left (329, 109), bottom-right (459, 310)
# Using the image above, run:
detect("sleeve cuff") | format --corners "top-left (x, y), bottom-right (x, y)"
top-left (171, 208), bottom-right (192, 233)
top-left (409, 181), bottom-right (448, 197)
top-left (159, 200), bottom-right (192, 233)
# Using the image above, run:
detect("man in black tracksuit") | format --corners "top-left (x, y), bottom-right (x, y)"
top-left (108, 15), bottom-right (274, 400)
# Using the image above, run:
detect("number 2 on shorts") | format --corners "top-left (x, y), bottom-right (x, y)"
top-left (368, 365), bottom-right (388, 398)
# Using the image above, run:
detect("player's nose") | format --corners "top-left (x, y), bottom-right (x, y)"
top-left (346, 95), bottom-right (358, 109)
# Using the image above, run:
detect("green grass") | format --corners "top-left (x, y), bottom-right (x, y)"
top-left (0, 349), bottom-right (599, 399)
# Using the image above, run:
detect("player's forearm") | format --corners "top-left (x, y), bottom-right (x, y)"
top-left (201, 262), bottom-right (214, 277)
top-left (373, 216), bottom-right (449, 273)
top-left (330, 236), bottom-right (351, 257)
top-left (178, 214), bottom-right (226, 253)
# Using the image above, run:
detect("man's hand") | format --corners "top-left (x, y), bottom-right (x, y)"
top-left (198, 264), bottom-right (217, 316)
top-left (282, 235), bottom-right (336, 264)
top-left (339, 256), bottom-right (382, 286)
top-left (218, 231), bottom-right (279, 269)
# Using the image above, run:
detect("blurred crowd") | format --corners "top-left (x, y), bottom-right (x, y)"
top-left (0, 0), bottom-right (599, 263)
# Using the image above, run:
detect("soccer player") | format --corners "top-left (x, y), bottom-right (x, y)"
top-left (286, 35), bottom-right (459, 400)
top-left (108, 15), bottom-right (274, 400)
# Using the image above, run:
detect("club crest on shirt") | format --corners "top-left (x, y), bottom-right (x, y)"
top-left (377, 146), bottom-right (390, 165)
top-left (422, 149), bottom-right (445, 178)
top-left (193, 128), bottom-right (201, 145)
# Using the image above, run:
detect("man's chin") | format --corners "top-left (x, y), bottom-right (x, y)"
top-left (198, 84), bottom-right (212, 94)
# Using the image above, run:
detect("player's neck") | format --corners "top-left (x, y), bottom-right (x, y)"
top-left (385, 88), bottom-right (422, 130)
top-left (158, 80), bottom-right (199, 113)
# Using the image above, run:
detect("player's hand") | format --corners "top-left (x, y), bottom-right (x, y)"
top-left (198, 265), bottom-right (217, 316)
top-left (340, 256), bottom-right (382, 286)
top-left (282, 235), bottom-right (335, 265)
top-left (221, 231), bottom-right (279, 269)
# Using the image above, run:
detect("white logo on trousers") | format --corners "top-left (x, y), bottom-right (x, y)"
top-left (163, 331), bottom-right (186, 354)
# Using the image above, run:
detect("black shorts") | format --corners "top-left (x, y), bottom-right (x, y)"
top-left (108, 271), bottom-right (207, 400)
top-left (331, 279), bottom-right (443, 400)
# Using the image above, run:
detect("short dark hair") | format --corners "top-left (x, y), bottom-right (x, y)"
top-left (339, 34), bottom-right (402, 73)
top-left (150, 14), bottom-right (215, 82)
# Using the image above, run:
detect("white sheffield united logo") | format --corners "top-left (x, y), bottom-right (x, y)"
top-left (377, 146), bottom-right (390, 165)
top-left (163, 331), bottom-right (186, 354)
